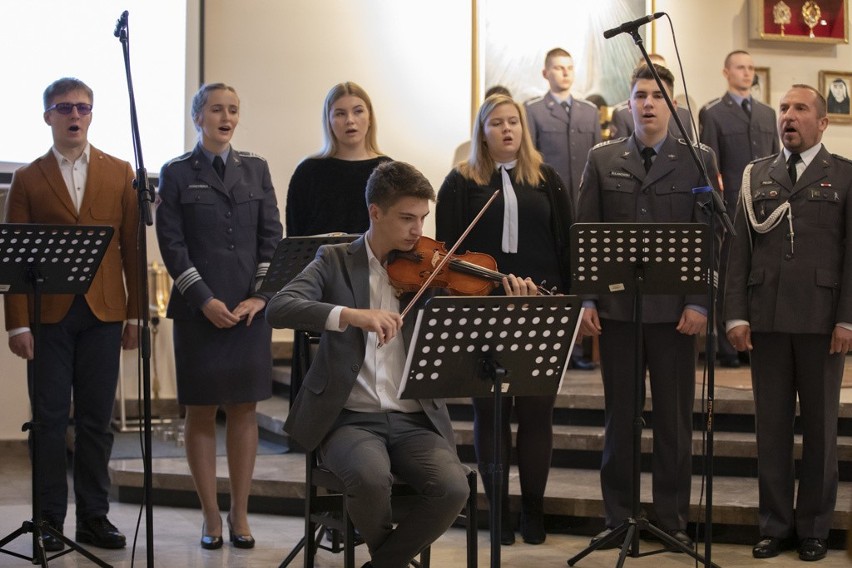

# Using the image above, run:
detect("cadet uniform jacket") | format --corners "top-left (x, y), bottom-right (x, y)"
top-left (156, 144), bottom-right (282, 320)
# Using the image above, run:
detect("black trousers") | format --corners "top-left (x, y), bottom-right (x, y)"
top-left (28, 296), bottom-right (122, 523)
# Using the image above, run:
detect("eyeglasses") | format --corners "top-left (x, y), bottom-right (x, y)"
top-left (46, 102), bottom-right (93, 116)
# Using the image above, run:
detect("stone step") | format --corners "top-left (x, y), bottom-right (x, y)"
top-left (108, 452), bottom-right (852, 536)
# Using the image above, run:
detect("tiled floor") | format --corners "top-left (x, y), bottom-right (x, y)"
top-left (1, 445), bottom-right (850, 567)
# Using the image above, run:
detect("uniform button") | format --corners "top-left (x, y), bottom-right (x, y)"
top-left (640, 208), bottom-right (648, 215)
top-left (784, 253), bottom-right (792, 260)
top-left (228, 244), bottom-right (235, 251)
top-left (227, 228), bottom-right (233, 234)
top-left (350, 364), bottom-right (359, 372)
top-left (225, 211), bottom-right (232, 218)
top-left (195, 195), bottom-right (201, 201)
top-left (249, 192), bottom-right (254, 198)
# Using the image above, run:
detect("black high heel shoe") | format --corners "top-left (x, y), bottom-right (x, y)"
top-left (227, 514), bottom-right (255, 549)
top-left (200, 518), bottom-right (223, 550)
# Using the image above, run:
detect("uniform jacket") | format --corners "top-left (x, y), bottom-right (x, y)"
top-left (525, 93), bottom-right (602, 206)
top-left (724, 147), bottom-right (852, 334)
top-left (155, 144), bottom-right (283, 320)
top-left (4, 147), bottom-right (140, 328)
top-left (265, 236), bottom-right (456, 451)
top-left (699, 92), bottom-right (779, 200)
top-left (576, 135), bottom-right (721, 323)
top-left (610, 103), bottom-right (695, 142)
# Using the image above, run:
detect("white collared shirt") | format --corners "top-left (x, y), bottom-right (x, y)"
top-left (52, 144), bottom-right (91, 213)
top-left (325, 239), bottom-right (421, 413)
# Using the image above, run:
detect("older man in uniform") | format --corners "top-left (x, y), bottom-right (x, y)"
top-left (578, 64), bottom-right (720, 549)
top-left (700, 50), bottom-right (780, 367)
top-left (725, 84), bottom-right (852, 562)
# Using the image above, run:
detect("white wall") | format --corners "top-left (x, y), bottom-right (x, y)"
top-left (2, 0), bottom-right (850, 439)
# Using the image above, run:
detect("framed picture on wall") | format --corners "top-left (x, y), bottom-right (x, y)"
top-left (819, 70), bottom-right (852, 123)
top-left (749, 0), bottom-right (848, 44)
top-left (752, 67), bottom-right (772, 105)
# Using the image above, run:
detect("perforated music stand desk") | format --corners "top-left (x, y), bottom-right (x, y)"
top-left (259, 234), bottom-right (359, 295)
top-left (0, 224), bottom-right (114, 567)
top-left (566, 222), bottom-right (718, 568)
top-left (399, 294), bottom-right (582, 568)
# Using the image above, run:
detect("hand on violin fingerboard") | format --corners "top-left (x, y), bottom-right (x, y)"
top-left (340, 308), bottom-right (403, 345)
top-left (502, 275), bottom-right (539, 297)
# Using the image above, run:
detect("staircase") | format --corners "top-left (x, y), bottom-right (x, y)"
top-left (109, 349), bottom-right (852, 548)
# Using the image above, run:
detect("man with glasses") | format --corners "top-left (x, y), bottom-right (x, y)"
top-left (4, 77), bottom-right (139, 552)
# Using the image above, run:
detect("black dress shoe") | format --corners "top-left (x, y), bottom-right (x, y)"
top-left (200, 518), bottom-right (223, 550)
top-left (798, 538), bottom-right (827, 562)
top-left (752, 536), bottom-right (793, 558)
top-left (664, 529), bottom-right (694, 551)
top-left (718, 356), bottom-right (741, 368)
top-left (40, 519), bottom-right (64, 552)
top-left (227, 514), bottom-right (255, 549)
top-left (590, 527), bottom-right (619, 550)
top-left (76, 516), bottom-right (126, 549)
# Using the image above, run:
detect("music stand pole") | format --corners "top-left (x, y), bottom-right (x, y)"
top-left (0, 225), bottom-right (115, 567)
top-left (398, 294), bottom-right (581, 568)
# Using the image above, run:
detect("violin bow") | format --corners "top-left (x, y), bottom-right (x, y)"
top-left (398, 189), bottom-right (501, 320)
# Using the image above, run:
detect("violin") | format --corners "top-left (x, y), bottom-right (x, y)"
top-left (387, 235), bottom-right (553, 297)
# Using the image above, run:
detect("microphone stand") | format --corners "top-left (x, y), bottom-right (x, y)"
top-left (629, 26), bottom-right (730, 568)
top-left (114, 11), bottom-right (155, 567)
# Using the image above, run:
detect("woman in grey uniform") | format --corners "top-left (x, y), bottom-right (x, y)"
top-left (155, 83), bottom-right (283, 550)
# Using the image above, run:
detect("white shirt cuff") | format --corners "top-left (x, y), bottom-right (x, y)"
top-left (725, 319), bottom-right (749, 333)
top-left (325, 306), bottom-right (347, 332)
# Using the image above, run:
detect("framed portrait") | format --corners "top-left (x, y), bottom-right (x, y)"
top-left (749, 0), bottom-right (848, 43)
top-left (752, 67), bottom-right (772, 105)
top-left (819, 70), bottom-right (852, 123)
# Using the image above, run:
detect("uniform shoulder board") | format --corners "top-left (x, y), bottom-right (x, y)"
top-left (592, 138), bottom-right (624, 151)
top-left (831, 153), bottom-right (852, 166)
top-left (681, 140), bottom-right (713, 154)
top-left (236, 150), bottom-right (266, 161)
top-left (612, 101), bottom-right (629, 112)
top-left (524, 95), bottom-right (544, 106)
top-left (701, 98), bottom-right (723, 111)
top-left (163, 151), bottom-right (192, 168)
top-left (749, 155), bottom-right (775, 165)
top-left (575, 98), bottom-right (598, 109)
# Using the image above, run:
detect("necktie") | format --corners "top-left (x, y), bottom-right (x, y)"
top-left (741, 98), bottom-right (752, 118)
top-left (496, 161), bottom-right (519, 253)
top-left (560, 100), bottom-right (571, 128)
top-left (212, 155), bottom-right (226, 180)
top-left (787, 153), bottom-right (801, 185)
top-left (641, 147), bottom-right (656, 173)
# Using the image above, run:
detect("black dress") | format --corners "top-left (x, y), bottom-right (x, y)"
top-left (285, 156), bottom-right (392, 236)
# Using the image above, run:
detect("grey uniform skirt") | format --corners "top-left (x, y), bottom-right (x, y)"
top-left (172, 317), bottom-right (273, 406)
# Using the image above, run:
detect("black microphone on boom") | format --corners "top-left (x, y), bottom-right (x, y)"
top-left (114, 10), bottom-right (128, 38)
top-left (603, 12), bottom-right (665, 39)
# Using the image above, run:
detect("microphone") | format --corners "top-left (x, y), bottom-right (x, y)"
top-left (693, 186), bottom-right (736, 236)
top-left (114, 10), bottom-right (128, 38)
top-left (603, 12), bottom-right (665, 39)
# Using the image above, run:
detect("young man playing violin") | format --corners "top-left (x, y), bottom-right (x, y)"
top-left (266, 160), bottom-right (537, 568)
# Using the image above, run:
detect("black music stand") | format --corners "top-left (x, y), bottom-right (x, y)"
top-left (399, 294), bottom-right (581, 568)
top-left (566, 223), bottom-right (720, 568)
top-left (261, 235), bottom-right (359, 418)
top-left (0, 224), bottom-right (114, 568)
